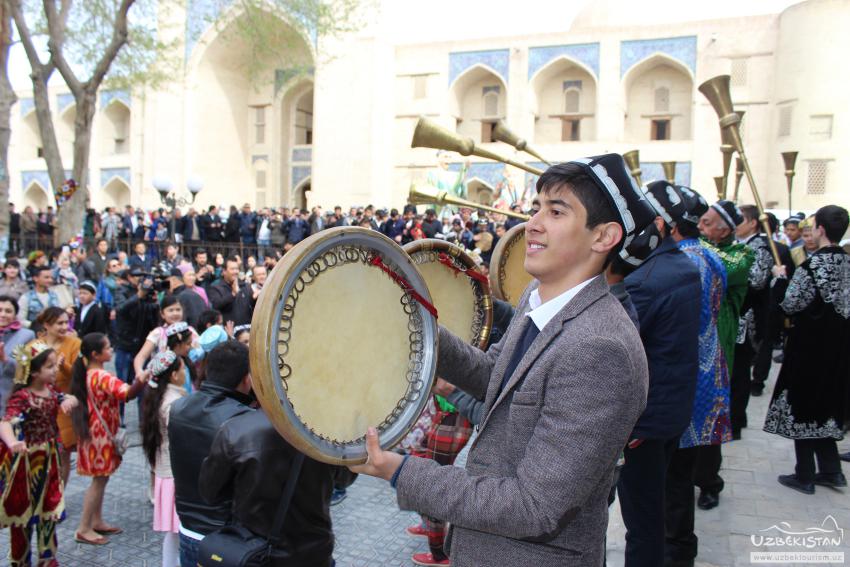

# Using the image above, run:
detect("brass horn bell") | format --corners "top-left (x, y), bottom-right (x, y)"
top-left (492, 121), bottom-right (551, 165)
top-left (622, 150), bottom-right (643, 187)
top-left (714, 176), bottom-right (726, 200)
top-left (662, 161), bottom-right (677, 184)
top-left (411, 117), bottom-right (544, 176)
top-left (733, 157), bottom-right (745, 203)
top-left (782, 151), bottom-right (799, 216)
top-left (407, 185), bottom-right (529, 221)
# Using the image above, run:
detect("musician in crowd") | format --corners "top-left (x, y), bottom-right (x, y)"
top-left (352, 155), bottom-right (653, 567)
top-left (694, 200), bottom-right (753, 511)
top-left (618, 181), bottom-right (701, 567)
top-left (791, 216), bottom-right (819, 266)
top-left (665, 187), bottom-right (730, 567)
top-left (729, 205), bottom-right (774, 439)
top-left (763, 205), bottom-right (850, 494)
top-left (168, 341), bottom-right (255, 566)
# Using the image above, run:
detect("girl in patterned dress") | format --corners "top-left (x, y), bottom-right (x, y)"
top-left (0, 341), bottom-right (78, 566)
top-left (141, 350), bottom-right (187, 567)
top-left (69, 333), bottom-right (147, 545)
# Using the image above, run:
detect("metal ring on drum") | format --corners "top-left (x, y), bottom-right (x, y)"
top-left (489, 222), bottom-right (534, 307)
top-left (250, 227), bottom-right (439, 465)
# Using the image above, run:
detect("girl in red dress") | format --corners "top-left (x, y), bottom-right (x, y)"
top-left (69, 333), bottom-right (147, 545)
top-left (0, 341), bottom-right (78, 566)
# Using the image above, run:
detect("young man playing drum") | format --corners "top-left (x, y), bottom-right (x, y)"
top-left (353, 155), bottom-right (654, 567)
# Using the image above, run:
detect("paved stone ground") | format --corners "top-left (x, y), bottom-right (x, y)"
top-left (2, 362), bottom-right (849, 565)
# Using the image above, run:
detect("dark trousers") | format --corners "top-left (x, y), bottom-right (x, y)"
top-left (795, 438), bottom-right (841, 482)
top-left (665, 447), bottom-right (699, 563)
top-left (617, 437), bottom-right (678, 567)
top-left (750, 337), bottom-right (772, 390)
top-left (694, 444), bottom-right (724, 494)
top-left (730, 342), bottom-right (753, 434)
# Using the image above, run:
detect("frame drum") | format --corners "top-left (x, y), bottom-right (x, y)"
top-left (251, 227), bottom-right (438, 465)
top-left (489, 222), bottom-right (533, 306)
top-left (404, 239), bottom-right (492, 349)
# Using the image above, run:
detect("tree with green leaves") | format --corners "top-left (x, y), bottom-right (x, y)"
top-left (3, 0), bottom-right (363, 246)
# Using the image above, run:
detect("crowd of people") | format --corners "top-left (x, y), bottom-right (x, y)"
top-left (0, 162), bottom-right (846, 567)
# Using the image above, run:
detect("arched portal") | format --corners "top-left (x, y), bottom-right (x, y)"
top-left (102, 177), bottom-right (131, 209)
top-left (187, 6), bottom-right (313, 209)
top-left (100, 101), bottom-right (131, 155)
top-left (449, 65), bottom-right (508, 143)
top-left (530, 57), bottom-right (597, 143)
top-left (624, 55), bottom-right (693, 142)
top-left (58, 105), bottom-right (76, 160)
top-left (278, 81), bottom-right (314, 207)
top-left (23, 182), bottom-right (49, 212)
top-left (20, 111), bottom-right (41, 161)
top-left (293, 177), bottom-right (311, 210)
top-left (468, 178), bottom-right (495, 206)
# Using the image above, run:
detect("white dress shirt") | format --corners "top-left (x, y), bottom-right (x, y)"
top-left (526, 275), bottom-right (597, 332)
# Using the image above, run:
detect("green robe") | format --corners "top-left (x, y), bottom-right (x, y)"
top-left (701, 237), bottom-right (753, 370)
top-left (426, 164), bottom-right (467, 217)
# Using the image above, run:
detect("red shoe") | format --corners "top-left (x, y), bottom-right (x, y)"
top-left (406, 524), bottom-right (428, 537)
top-left (411, 552), bottom-right (450, 566)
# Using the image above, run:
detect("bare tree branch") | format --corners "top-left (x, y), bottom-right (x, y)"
top-left (44, 0), bottom-right (81, 95)
top-left (8, 0), bottom-right (45, 72)
top-left (85, 0), bottom-right (134, 92)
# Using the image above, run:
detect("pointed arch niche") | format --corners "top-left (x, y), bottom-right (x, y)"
top-left (278, 80), bottom-right (314, 207)
top-left (23, 182), bottom-right (49, 212)
top-left (467, 177), bottom-right (495, 206)
top-left (531, 58), bottom-right (597, 144)
top-left (624, 55), bottom-right (693, 142)
top-left (449, 66), bottom-right (507, 144)
top-left (99, 100), bottom-right (131, 155)
top-left (102, 177), bottom-right (131, 209)
top-left (20, 110), bottom-right (41, 160)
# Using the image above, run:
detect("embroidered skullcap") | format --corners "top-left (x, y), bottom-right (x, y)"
top-left (199, 324), bottom-right (229, 353)
top-left (783, 216), bottom-right (801, 227)
top-left (79, 280), bottom-right (97, 294)
top-left (232, 324), bottom-right (250, 335)
top-left (675, 186), bottom-right (709, 227)
top-left (644, 181), bottom-right (687, 229)
top-left (618, 223), bottom-right (663, 268)
top-left (148, 350), bottom-right (179, 388)
top-left (559, 154), bottom-right (657, 253)
top-left (711, 200), bottom-right (743, 230)
top-left (13, 341), bottom-right (51, 385)
top-left (165, 321), bottom-right (189, 337)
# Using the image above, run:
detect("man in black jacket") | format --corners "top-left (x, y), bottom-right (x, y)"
top-left (169, 341), bottom-right (255, 567)
top-left (74, 280), bottom-right (109, 336)
top-left (208, 256), bottom-right (253, 325)
top-left (200, 409), bottom-right (356, 567)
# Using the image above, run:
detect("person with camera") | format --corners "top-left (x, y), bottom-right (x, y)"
top-left (112, 266), bottom-right (160, 421)
top-left (208, 256), bottom-right (253, 326)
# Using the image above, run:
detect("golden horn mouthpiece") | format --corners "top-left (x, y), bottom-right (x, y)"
top-left (411, 117), bottom-right (544, 176)
top-left (407, 185), bottom-right (530, 221)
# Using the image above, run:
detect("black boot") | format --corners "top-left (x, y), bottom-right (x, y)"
top-left (778, 474), bottom-right (815, 495)
top-left (697, 489), bottom-right (719, 510)
top-left (814, 472), bottom-right (848, 488)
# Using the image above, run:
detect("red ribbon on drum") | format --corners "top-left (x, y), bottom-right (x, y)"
top-left (436, 252), bottom-right (489, 287)
top-left (369, 255), bottom-right (439, 319)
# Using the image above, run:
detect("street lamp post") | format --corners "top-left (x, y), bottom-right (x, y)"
top-left (153, 176), bottom-right (203, 244)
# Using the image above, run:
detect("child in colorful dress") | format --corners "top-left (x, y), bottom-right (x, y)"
top-left (141, 350), bottom-right (187, 567)
top-left (70, 332), bottom-right (147, 545)
top-left (0, 341), bottom-right (78, 566)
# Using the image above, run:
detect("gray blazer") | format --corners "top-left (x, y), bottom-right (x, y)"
top-left (396, 275), bottom-right (649, 567)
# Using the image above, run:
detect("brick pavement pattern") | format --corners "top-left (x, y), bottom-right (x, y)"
top-left (1, 363), bottom-right (848, 565)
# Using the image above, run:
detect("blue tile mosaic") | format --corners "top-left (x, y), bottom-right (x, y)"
top-left (185, 0), bottom-right (317, 62)
top-left (19, 98), bottom-right (35, 118)
top-left (100, 89), bottom-right (131, 109)
top-left (100, 167), bottom-right (131, 188)
top-left (21, 170), bottom-right (50, 191)
top-left (292, 165), bottom-right (311, 188)
top-left (291, 147), bottom-right (312, 162)
top-left (449, 50), bottom-right (510, 86)
top-left (447, 162), bottom-right (508, 190)
top-left (640, 161), bottom-right (692, 186)
top-left (620, 36), bottom-right (697, 78)
top-left (528, 43), bottom-right (600, 80)
top-left (57, 93), bottom-right (75, 113)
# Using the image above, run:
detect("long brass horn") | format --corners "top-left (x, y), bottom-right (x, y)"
top-left (782, 151), bottom-right (799, 217)
top-left (411, 117), bottom-right (544, 176)
top-left (662, 161), bottom-right (677, 184)
top-left (719, 110), bottom-right (744, 199)
top-left (699, 75), bottom-right (780, 265)
top-left (622, 150), bottom-right (643, 187)
top-left (408, 185), bottom-right (529, 221)
top-left (714, 176), bottom-right (726, 200)
top-left (492, 121), bottom-right (552, 165)
top-left (733, 157), bottom-right (745, 203)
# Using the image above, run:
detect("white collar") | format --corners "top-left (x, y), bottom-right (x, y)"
top-left (526, 275), bottom-right (597, 331)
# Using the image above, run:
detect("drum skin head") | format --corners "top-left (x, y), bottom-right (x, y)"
top-left (250, 227), bottom-right (438, 465)
top-left (404, 239), bottom-right (492, 350)
top-left (489, 222), bottom-right (534, 306)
